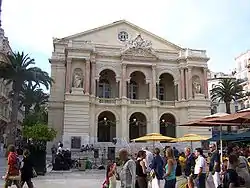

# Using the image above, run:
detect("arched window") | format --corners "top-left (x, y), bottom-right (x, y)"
top-left (99, 79), bottom-right (111, 98)
top-left (128, 81), bottom-right (138, 99)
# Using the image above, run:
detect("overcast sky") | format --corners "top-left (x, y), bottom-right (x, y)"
top-left (2, 0), bottom-right (250, 75)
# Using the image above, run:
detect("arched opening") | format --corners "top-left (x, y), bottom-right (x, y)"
top-left (98, 69), bottom-right (117, 98)
top-left (97, 111), bottom-right (116, 142)
top-left (129, 112), bottom-right (147, 141)
top-left (159, 113), bottom-right (176, 138)
top-left (128, 71), bottom-right (147, 99)
top-left (157, 73), bottom-right (175, 101)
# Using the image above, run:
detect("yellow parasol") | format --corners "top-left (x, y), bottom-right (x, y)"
top-left (170, 134), bottom-right (209, 150)
top-left (170, 134), bottom-right (209, 142)
top-left (132, 133), bottom-right (174, 142)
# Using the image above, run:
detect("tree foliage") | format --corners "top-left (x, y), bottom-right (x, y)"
top-left (23, 123), bottom-right (56, 141)
top-left (211, 78), bottom-right (243, 113)
top-left (0, 52), bottom-right (53, 145)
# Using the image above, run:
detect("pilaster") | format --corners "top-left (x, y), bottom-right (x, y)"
top-left (187, 67), bottom-right (193, 99)
top-left (121, 101), bottom-right (128, 142)
top-left (152, 65), bottom-right (157, 99)
top-left (85, 59), bottom-right (90, 94)
top-left (91, 61), bottom-right (96, 96)
top-left (66, 58), bottom-right (72, 93)
top-left (180, 68), bottom-right (185, 100)
top-left (122, 64), bottom-right (127, 98)
top-left (203, 68), bottom-right (208, 98)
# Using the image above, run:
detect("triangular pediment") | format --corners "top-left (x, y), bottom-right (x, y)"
top-left (57, 20), bottom-right (182, 51)
top-left (121, 35), bottom-right (158, 59)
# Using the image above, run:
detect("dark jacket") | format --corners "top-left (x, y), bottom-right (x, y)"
top-left (151, 155), bottom-right (164, 180)
top-left (184, 154), bottom-right (195, 177)
top-left (21, 156), bottom-right (34, 181)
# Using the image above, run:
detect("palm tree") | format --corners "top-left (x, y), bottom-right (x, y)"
top-left (0, 52), bottom-right (53, 144)
top-left (19, 82), bottom-right (49, 117)
top-left (211, 78), bottom-right (243, 131)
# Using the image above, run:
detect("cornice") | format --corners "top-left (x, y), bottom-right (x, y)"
top-left (177, 56), bottom-right (210, 62)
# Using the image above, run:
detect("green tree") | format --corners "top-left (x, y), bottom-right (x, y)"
top-left (0, 52), bottom-right (53, 145)
top-left (211, 78), bottom-right (243, 131)
top-left (19, 82), bottom-right (49, 117)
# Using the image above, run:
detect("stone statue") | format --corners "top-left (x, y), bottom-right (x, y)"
top-left (73, 71), bottom-right (83, 88)
top-left (193, 80), bottom-right (201, 94)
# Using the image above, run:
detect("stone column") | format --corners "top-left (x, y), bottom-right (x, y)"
top-left (203, 68), bottom-right (208, 98)
top-left (152, 65), bottom-right (157, 99)
top-left (180, 68), bottom-right (185, 100)
top-left (122, 64), bottom-right (127, 98)
top-left (188, 67), bottom-right (193, 99)
top-left (148, 82), bottom-right (152, 99)
top-left (119, 80), bottom-right (122, 98)
top-left (185, 67), bottom-right (192, 99)
top-left (85, 60), bottom-right (90, 94)
top-left (65, 58), bottom-right (72, 93)
top-left (116, 79), bottom-right (120, 98)
top-left (91, 61), bottom-right (96, 96)
top-left (121, 105), bottom-right (128, 142)
top-left (96, 79), bottom-right (99, 97)
top-left (184, 69), bottom-right (188, 99)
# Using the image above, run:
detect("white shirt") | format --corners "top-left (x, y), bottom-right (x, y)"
top-left (194, 155), bottom-right (206, 174)
top-left (144, 150), bottom-right (154, 171)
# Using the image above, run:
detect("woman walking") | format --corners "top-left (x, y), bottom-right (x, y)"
top-left (20, 149), bottom-right (35, 188)
top-left (135, 150), bottom-right (147, 188)
top-left (164, 147), bottom-right (177, 188)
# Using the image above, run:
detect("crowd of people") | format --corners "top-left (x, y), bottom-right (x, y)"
top-left (103, 144), bottom-right (250, 188)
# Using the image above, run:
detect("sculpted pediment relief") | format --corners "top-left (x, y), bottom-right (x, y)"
top-left (121, 35), bottom-right (158, 59)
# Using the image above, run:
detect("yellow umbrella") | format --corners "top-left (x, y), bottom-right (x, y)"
top-left (170, 134), bottom-right (209, 150)
top-left (132, 133), bottom-right (174, 142)
top-left (170, 134), bottom-right (209, 142)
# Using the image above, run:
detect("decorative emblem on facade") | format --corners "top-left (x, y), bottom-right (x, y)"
top-left (122, 34), bottom-right (157, 59)
top-left (72, 68), bottom-right (84, 88)
top-left (126, 34), bottom-right (152, 50)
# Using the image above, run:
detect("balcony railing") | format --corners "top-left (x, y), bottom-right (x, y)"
top-left (129, 99), bottom-right (147, 105)
top-left (159, 101), bottom-right (175, 106)
top-left (95, 97), bottom-right (176, 107)
top-left (98, 98), bottom-right (117, 104)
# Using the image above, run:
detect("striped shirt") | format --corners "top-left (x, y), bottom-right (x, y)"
top-left (119, 159), bottom-right (136, 188)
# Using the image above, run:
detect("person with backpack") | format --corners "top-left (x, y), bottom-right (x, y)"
top-left (4, 144), bottom-right (21, 188)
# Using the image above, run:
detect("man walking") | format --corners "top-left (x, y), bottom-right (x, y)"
top-left (209, 143), bottom-right (221, 188)
top-left (118, 149), bottom-right (136, 188)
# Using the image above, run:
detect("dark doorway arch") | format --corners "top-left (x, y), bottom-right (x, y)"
top-left (159, 113), bottom-right (176, 138)
top-left (129, 112), bottom-right (147, 141)
top-left (97, 111), bottom-right (116, 142)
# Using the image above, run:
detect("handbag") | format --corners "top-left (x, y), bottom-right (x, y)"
top-left (151, 176), bottom-right (160, 188)
top-left (109, 175), bottom-right (117, 188)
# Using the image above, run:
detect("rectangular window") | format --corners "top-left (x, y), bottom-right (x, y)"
top-left (159, 86), bottom-right (164, 100)
top-left (71, 136), bottom-right (81, 149)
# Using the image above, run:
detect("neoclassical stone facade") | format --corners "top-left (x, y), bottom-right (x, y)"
top-left (48, 20), bottom-right (211, 149)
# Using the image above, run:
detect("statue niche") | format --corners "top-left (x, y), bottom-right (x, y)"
top-left (192, 75), bottom-right (202, 95)
top-left (72, 68), bottom-right (84, 88)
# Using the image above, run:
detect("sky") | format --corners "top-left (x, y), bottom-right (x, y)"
top-left (2, 0), bottom-right (250, 75)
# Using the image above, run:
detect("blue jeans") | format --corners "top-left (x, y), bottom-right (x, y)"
top-left (164, 178), bottom-right (176, 188)
top-left (195, 173), bottom-right (206, 188)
